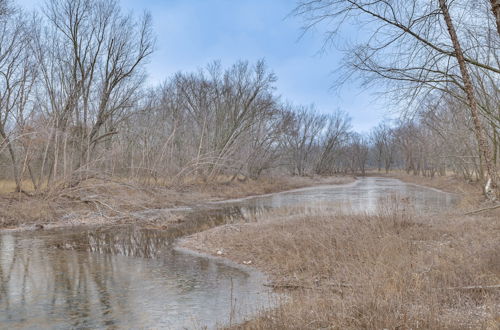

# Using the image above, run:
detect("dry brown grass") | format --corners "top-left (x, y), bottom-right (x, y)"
top-left (181, 202), bottom-right (500, 329)
top-left (0, 179), bottom-right (38, 194)
top-left (0, 194), bottom-right (55, 228)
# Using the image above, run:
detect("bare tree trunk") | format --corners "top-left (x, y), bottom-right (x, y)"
top-left (1, 133), bottom-right (21, 192)
top-left (440, 0), bottom-right (498, 200)
top-left (491, 0), bottom-right (500, 36)
top-left (493, 122), bottom-right (498, 166)
top-left (27, 162), bottom-right (38, 191)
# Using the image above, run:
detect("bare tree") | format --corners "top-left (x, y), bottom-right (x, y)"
top-left (314, 110), bottom-right (351, 175)
top-left (281, 106), bottom-right (325, 175)
top-left (370, 122), bottom-right (396, 174)
top-left (0, 9), bottom-right (35, 192)
top-left (295, 0), bottom-right (499, 199)
top-left (438, 0), bottom-right (498, 199)
top-left (30, 0), bottom-right (154, 187)
top-left (337, 132), bottom-right (370, 175)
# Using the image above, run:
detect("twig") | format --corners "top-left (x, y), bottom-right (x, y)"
top-left (264, 283), bottom-right (312, 290)
top-left (264, 281), bottom-right (352, 290)
top-left (464, 204), bottom-right (500, 215)
top-left (447, 284), bottom-right (500, 290)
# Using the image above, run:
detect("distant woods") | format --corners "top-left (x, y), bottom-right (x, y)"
top-left (0, 0), bottom-right (498, 198)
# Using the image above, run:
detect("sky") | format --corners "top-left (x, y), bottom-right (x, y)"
top-left (16, 0), bottom-right (391, 132)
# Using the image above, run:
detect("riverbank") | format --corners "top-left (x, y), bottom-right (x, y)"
top-left (179, 175), bottom-right (500, 329)
top-left (0, 175), bottom-right (354, 230)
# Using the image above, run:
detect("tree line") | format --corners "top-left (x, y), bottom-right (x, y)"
top-left (0, 0), bottom-right (498, 200)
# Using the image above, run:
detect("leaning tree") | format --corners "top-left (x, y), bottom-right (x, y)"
top-left (295, 0), bottom-right (500, 200)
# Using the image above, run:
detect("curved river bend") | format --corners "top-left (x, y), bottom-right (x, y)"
top-left (0, 177), bottom-right (458, 329)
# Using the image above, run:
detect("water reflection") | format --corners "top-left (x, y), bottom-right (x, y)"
top-left (0, 227), bottom-right (272, 329)
top-left (0, 177), bottom-right (458, 329)
top-left (219, 177), bottom-right (458, 214)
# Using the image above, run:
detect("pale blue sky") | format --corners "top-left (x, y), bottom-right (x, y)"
top-left (17, 0), bottom-right (390, 132)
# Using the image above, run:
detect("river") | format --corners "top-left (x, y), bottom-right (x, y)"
top-left (0, 177), bottom-right (459, 329)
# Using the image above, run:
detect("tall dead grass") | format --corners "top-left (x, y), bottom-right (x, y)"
top-left (183, 200), bottom-right (500, 329)
top-left (0, 179), bottom-right (37, 194)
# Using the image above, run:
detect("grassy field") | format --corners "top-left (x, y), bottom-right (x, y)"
top-left (180, 179), bottom-right (500, 329)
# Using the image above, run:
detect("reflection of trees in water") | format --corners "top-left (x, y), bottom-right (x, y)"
top-left (49, 250), bottom-right (117, 328)
top-left (49, 206), bottom-right (248, 259)
top-left (81, 227), bottom-right (171, 258)
top-left (0, 206), bottom-right (249, 328)
top-left (0, 234), bottom-right (121, 328)
top-left (0, 234), bottom-right (24, 311)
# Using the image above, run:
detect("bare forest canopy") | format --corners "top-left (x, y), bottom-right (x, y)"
top-left (0, 0), bottom-right (498, 196)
